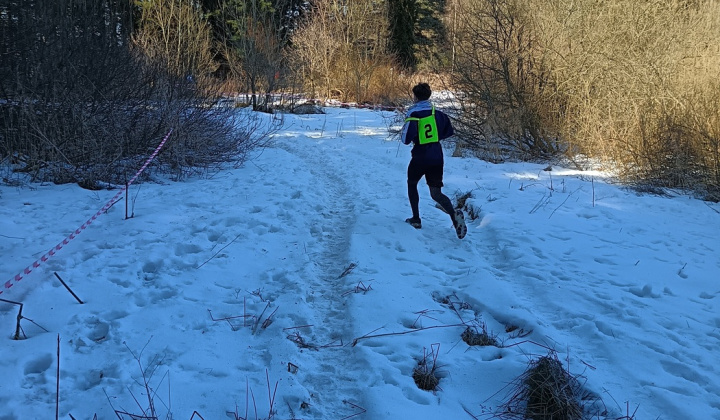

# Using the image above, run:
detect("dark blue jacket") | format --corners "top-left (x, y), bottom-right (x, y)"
top-left (401, 100), bottom-right (454, 166)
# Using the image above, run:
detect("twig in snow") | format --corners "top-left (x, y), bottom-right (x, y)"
top-left (341, 281), bottom-right (372, 297)
top-left (337, 262), bottom-right (358, 279)
top-left (0, 298), bottom-right (24, 340)
top-left (207, 309), bottom-right (253, 331)
top-left (319, 338), bottom-right (344, 349)
top-left (529, 193), bottom-right (551, 214)
top-left (249, 288), bottom-right (266, 302)
top-left (120, 338), bottom-right (173, 420)
top-left (463, 405), bottom-right (481, 419)
top-left (505, 325), bottom-right (533, 339)
top-left (0, 234), bottom-right (24, 239)
top-left (340, 400), bottom-right (367, 420)
top-left (548, 189), bottom-right (579, 219)
top-left (501, 339), bottom-right (556, 353)
top-left (266, 369), bottom-right (278, 420)
top-left (261, 306), bottom-right (279, 329)
top-left (287, 331), bottom-right (318, 350)
top-left (253, 302), bottom-right (271, 334)
top-left (196, 233), bottom-right (243, 269)
top-left (411, 309), bottom-right (441, 328)
top-left (283, 325), bottom-right (314, 331)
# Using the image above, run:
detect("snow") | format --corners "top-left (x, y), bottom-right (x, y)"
top-left (1, 105), bottom-right (719, 420)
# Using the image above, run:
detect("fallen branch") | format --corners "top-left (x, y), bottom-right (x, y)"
top-left (352, 323), bottom-right (467, 347)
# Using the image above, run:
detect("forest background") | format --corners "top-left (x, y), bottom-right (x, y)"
top-left (1, 0), bottom-right (719, 199)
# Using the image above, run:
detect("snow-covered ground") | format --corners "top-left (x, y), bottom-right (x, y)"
top-left (1, 106), bottom-right (719, 419)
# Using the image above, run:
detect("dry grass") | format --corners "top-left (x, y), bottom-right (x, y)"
top-left (413, 364), bottom-right (440, 392)
top-left (491, 352), bottom-right (608, 420)
top-left (461, 325), bottom-right (499, 347)
top-left (522, 356), bottom-right (583, 420)
top-left (448, 0), bottom-right (720, 198)
top-left (412, 344), bottom-right (442, 392)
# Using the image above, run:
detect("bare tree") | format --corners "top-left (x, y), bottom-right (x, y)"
top-left (290, 0), bottom-right (401, 103)
top-left (215, 0), bottom-right (289, 111)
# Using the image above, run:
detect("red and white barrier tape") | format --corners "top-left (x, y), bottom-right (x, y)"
top-left (1, 129), bottom-right (173, 295)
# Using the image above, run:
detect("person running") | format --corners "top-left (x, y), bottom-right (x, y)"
top-left (401, 82), bottom-right (467, 239)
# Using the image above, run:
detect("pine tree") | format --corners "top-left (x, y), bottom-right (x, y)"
top-left (387, 0), bottom-right (418, 71)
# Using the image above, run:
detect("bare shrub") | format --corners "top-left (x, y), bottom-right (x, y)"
top-left (448, 0), bottom-right (562, 161)
top-left (0, 0), bottom-right (267, 187)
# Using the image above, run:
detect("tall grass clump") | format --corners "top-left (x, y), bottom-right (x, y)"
top-left (536, 0), bottom-right (720, 199)
top-left (449, 0), bottom-right (720, 199)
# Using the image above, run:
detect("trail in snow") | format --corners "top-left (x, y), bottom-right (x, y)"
top-left (1, 107), bottom-right (718, 419)
top-left (273, 121), bottom-right (374, 419)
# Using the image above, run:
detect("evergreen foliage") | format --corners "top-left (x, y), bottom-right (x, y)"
top-left (414, 0), bottom-right (449, 69)
top-left (387, 0), bottom-right (419, 70)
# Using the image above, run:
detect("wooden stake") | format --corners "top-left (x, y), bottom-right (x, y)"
top-left (54, 272), bottom-right (84, 304)
top-left (125, 182), bottom-right (129, 219)
top-left (0, 298), bottom-right (24, 340)
top-left (56, 334), bottom-right (60, 420)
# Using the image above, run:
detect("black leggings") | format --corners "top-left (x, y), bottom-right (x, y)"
top-left (407, 159), bottom-right (454, 219)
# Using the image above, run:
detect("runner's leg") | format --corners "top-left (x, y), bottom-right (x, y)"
top-left (426, 165), bottom-right (454, 216)
top-left (407, 159), bottom-right (423, 219)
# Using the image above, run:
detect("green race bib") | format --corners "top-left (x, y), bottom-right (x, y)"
top-left (405, 106), bottom-right (439, 144)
